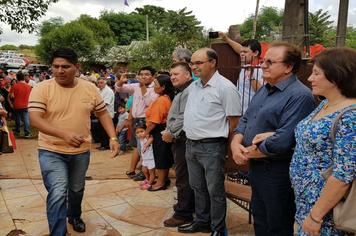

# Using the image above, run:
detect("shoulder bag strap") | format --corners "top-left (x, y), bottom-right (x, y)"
top-left (331, 107), bottom-right (356, 146)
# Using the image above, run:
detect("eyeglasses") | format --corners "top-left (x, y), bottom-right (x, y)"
top-left (260, 59), bottom-right (285, 66)
top-left (189, 60), bottom-right (212, 67)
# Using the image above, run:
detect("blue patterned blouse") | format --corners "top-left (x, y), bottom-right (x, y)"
top-left (290, 100), bottom-right (356, 236)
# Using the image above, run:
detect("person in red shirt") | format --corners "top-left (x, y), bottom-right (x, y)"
top-left (8, 73), bottom-right (32, 137)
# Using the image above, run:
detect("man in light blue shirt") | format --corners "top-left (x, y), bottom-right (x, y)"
top-left (180, 48), bottom-right (241, 236)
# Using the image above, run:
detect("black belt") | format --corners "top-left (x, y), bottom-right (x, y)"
top-left (133, 117), bottom-right (145, 122)
top-left (188, 137), bottom-right (227, 143)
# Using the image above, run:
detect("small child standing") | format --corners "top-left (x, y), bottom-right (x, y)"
top-left (134, 123), bottom-right (155, 190)
top-left (115, 103), bottom-right (129, 155)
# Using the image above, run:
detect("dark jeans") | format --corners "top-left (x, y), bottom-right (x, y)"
top-left (118, 130), bottom-right (127, 151)
top-left (249, 159), bottom-right (296, 236)
top-left (13, 108), bottom-right (30, 135)
top-left (172, 141), bottom-right (194, 221)
top-left (186, 138), bottom-right (228, 233)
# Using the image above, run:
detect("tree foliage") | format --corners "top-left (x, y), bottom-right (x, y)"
top-left (36, 17), bottom-right (64, 37)
top-left (0, 0), bottom-right (58, 34)
top-left (129, 31), bottom-right (176, 72)
top-left (163, 7), bottom-right (203, 49)
top-left (309, 9), bottom-right (334, 47)
top-left (346, 26), bottom-right (356, 49)
top-left (0, 44), bottom-right (18, 50)
top-left (36, 21), bottom-right (96, 64)
top-left (239, 6), bottom-right (283, 42)
top-left (100, 11), bottom-right (156, 45)
top-left (133, 5), bottom-right (167, 30)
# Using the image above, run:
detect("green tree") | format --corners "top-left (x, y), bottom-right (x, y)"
top-left (19, 44), bottom-right (30, 50)
top-left (100, 11), bottom-right (155, 45)
top-left (0, 0), bottom-right (59, 34)
top-left (346, 26), bottom-right (356, 49)
top-left (164, 7), bottom-right (203, 49)
top-left (133, 5), bottom-right (167, 30)
top-left (36, 21), bottom-right (96, 64)
top-left (239, 6), bottom-right (283, 42)
top-left (36, 17), bottom-right (64, 37)
top-left (129, 31), bottom-right (176, 71)
top-left (309, 9), bottom-right (334, 47)
top-left (75, 14), bottom-right (116, 46)
top-left (74, 14), bottom-right (116, 56)
top-left (0, 44), bottom-right (19, 50)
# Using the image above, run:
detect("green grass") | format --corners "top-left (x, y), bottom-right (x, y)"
top-left (7, 120), bottom-right (38, 139)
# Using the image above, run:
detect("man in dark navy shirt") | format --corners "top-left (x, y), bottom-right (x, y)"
top-left (232, 41), bottom-right (316, 236)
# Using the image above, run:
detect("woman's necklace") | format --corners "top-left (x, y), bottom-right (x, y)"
top-left (323, 98), bottom-right (347, 110)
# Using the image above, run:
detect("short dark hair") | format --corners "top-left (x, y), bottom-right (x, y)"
top-left (134, 123), bottom-right (147, 132)
top-left (172, 49), bottom-right (193, 63)
top-left (139, 66), bottom-right (156, 76)
top-left (206, 48), bottom-right (219, 68)
top-left (241, 39), bottom-right (262, 57)
top-left (16, 73), bottom-right (25, 81)
top-left (51, 48), bottom-right (78, 65)
top-left (171, 62), bottom-right (192, 77)
top-left (310, 47), bottom-right (356, 98)
top-left (269, 41), bottom-right (301, 74)
top-left (117, 103), bottom-right (126, 109)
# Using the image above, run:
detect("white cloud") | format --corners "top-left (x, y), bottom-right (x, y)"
top-left (0, 0), bottom-right (355, 46)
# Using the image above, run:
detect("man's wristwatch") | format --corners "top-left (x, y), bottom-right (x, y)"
top-left (110, 138), bottom-right (119, 142)
top-left (250, 77), bottom-right (256, 81)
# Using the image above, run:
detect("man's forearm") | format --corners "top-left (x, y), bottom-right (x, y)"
top-left (97, 110), bottom-right (116, 138)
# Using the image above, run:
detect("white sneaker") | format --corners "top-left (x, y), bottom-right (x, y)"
top-left (119, 150), bottom-right (125, 155)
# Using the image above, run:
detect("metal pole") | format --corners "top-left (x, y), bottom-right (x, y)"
top-left (146, 15), bottom-right (149, 42)
top-left (304, 0), bottom-right (310, 57)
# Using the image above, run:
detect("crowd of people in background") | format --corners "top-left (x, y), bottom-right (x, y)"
top-left (0, 36), bottom-right (355, 236)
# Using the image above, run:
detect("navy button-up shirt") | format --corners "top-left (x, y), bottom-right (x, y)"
top-left (234, 74), bottom-right (316, 160)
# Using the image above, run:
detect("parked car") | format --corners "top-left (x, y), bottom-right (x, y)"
top-left (28, 64), bottom-right (49, 74)
top-left (12, 57), bottom-right (29, 65)
top-left (4, 58), bottom-right (27, 69)
top-left (3, 50), bottom-right (23, 57)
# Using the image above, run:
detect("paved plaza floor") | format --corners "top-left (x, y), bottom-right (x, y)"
top-left (0, 139), bottom-right (254, 236)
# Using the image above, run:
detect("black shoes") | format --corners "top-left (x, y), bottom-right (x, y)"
top-left (98, 146), bottom-right (109, 150)
top-left (68, 218), bottom-right (86, 232)
top-left (132, 171), bottom-right (146, 181)
top-left (147, 184), bottom-right (167, 191)
top-left (178, 221), bottom-right (212, 233)
top-left (210, 231), bottom-right (225, 236)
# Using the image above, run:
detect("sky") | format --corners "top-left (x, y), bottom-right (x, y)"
top-left (0, 0), bottom-right (355, 46)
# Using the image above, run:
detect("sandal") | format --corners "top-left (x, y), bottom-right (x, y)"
top-left (140, 179), bottom-right (149, 186)
top-left (140, 184), bottom-right (151, 190)
top-left (126, 171), bottom-right (135, 176)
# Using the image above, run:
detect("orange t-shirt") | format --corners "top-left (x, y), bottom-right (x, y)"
top-left (28, 79), bottom-right (106, 154)
top-left (145, 95), bottom-right (171, 124)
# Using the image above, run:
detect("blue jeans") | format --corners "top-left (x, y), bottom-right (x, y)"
top-left (38, 149), bottom-right (90, 236)
top-left (118, 130), bottom-right (127, 151)
top-left (13, 108), bottom-right (30, 135)
top-left (133, 119), bottom-right (145, 157)
top-left (185, 138), bottom-right (228, 233)
top-left (249, 159), bottom-right (295, 236)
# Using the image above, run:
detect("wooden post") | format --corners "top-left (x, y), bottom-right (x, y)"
top-left (335, 0), bottom-right (349, 47)
top-left (282, 0), bottom-right (306, 54)
top-left (228, 25), bottom-right (241, 44)
top-left (252, 0), bottom-right (260, 39)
